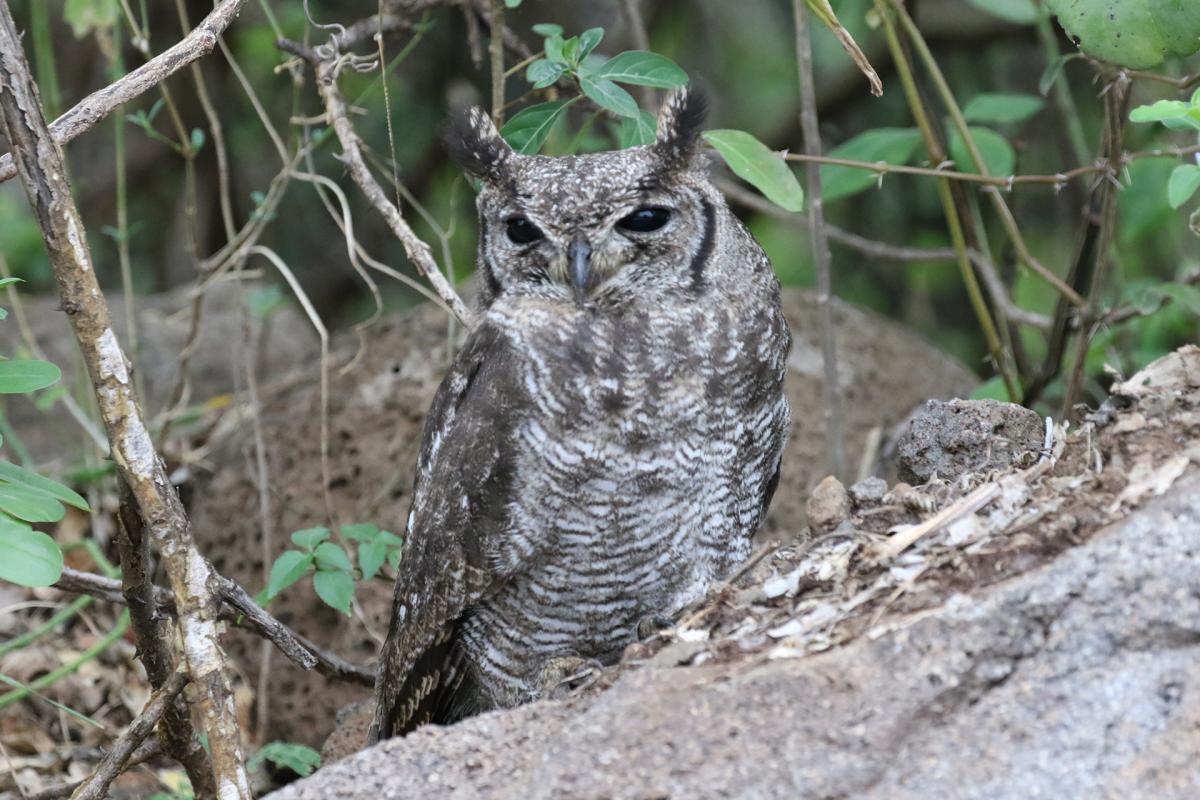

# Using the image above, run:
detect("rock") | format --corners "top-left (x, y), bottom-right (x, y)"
top-left (188, 288), bottom-right (978, 747)
top-left (848, 475), bottom-right (887, 506)
top-left (269, 472), bottom-right (1200, 800)
top-left (320, 701), bottom-right (372, 765)
top-left (805, 475), bottom-right (850, 532)
top-left (895, 398), bottom-right (1044, 485)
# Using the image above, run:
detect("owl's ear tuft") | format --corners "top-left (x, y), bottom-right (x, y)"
top-left (654, 86), bottom-right (707, 165)
top-left (443, 106), bottom-right (513, 182)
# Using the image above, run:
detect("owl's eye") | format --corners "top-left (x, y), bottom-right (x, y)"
top-left (617, 207), bottom-right (671, 233)
top-left (505, 216), bottom-right (544, 245)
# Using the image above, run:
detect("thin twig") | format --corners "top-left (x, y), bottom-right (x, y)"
top-left (278, 37), bottom-right (473, 323)
top-left (793, 0), bottom-right (845, 481)
top-left (888, 0), bottom-right (1085, 309)
top-left (1062, 73), bottom-right (1131, 415)
top-left (54, 565), bottom-right (377, 686)
top-left (27, 742), bottom-right (161, 800)
top-left (873, 1), bottom-right (1019, 399)
top-left (619, 0), bottom-right (654, 107)
top-left (69, 670), bottom-right (189, 800)
top-left (0, 0), bottom-right (249, 183)
top-left (488, 0), bottom-right (505, 126)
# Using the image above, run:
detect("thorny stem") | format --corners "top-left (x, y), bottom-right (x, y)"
top-left (1061, 74), bottom-right (1131, 416)
top-left (873, 0), bottom-right (1019, 400)
top-left (792, 0), bottom-right (845, 481)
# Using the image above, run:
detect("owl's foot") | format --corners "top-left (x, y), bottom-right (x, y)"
top-left (636, 613), bottom-right (676, 640)
top-left (536, 655), bottom-right (603, 699)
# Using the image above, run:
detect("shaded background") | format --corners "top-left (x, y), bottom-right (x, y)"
top-left (0, 0), bottom-right (1196, 400)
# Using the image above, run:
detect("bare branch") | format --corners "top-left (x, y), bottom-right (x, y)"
top-left (793, 0), bottom-right (846, 481)
top-left (0, 0), bottom-right (248, 184)
top-left (313, 53), bottom-right (474, 325)
top-left (53, 567), bottom-right (376, 687)
top-left (115, 485), bottom-right (215, 797)
top-left (69, 670), bottom-right (189, 800)
top-left (0, 6), bottom-right (252, 791)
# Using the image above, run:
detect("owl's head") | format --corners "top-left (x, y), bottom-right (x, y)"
top-left (446, 88), bottom-right (718, 310)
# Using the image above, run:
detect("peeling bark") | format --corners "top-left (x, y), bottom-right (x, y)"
top-left (0, 3), bottom-right (251, 797)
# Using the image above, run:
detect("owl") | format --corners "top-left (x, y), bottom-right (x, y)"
top-left (369, 87), bottom-right (791, 740)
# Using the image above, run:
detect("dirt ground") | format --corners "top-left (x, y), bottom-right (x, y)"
top-left (285, 346), bottom-right (1200, 800)
top-left (15, 301), bottom-right (1193, 798)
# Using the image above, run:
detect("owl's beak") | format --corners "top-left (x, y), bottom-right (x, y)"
top-left (567, 237), bottom-right (592, 306)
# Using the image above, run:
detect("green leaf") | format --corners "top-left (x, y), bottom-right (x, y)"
top-left (313, 541), bottom-right (353, 573)
top-left (962, 93), bottom-right (1045, 124)
top-left (0, 278), bottom-right (22, 289)
top-left (1039, 53), bottom-right (1082, 96)
top-left (1129, 100), bottom-right (1200, 131)
top-left (577, 27), bottom-right (604, 61)
top-left (965, 0), bottom-right (1037, 24)
top-left (544, 34), bottom-right (565, 64)
top-left (313, 569), bottom-right (354, 615)
top-left (341, 522), bottom-right (381, 542)
top-left (246, 285), bottom-right (289, 319)
top-left (948, 127), bottom-right (1016, 176)
top-left (504, 0), bottom-right (522, 7)
top-left (526, 59), bottom-right (567, 89)
top-left (0, 462), bottom-right (89, 511)
top-left (616, 110), bottom-right (657, 148)
top-left (1046, 0), bottom-right (1200, 69)
top-left (0, 483), bottom-right (65, 523)
top-left (702, 129), bottom-right (805, 212)
top-left (819, 127), bottom-right (921, 202)
top-left (290, 527), bottom-right (330, 550)
top-left (580, 76), bottom-right (639, 118)
top-left (970, 376), bottom-right (1011, 401)
top-left (0, 515), bottom-right (63, 587)
top-left (501, 100), bottom-right (570, 154)
top-left (1154, 282), bottom-right (1200, 315)
top-left (560, 35), bottom-right (582, 65)
top-left (532, 23), bottom-right (563, 38)
top-left (249, 741), bottom-right (322, 777)
top-left (64, 0), bottom-right (119, 38)
top-left (594, 51), bottom-right (688, 89)
top-left (358, 540), bottom-right (388, 581)
top-left (0, 360), bottom-right (61, 394)
top-left (1167, 165), bottom-right (1200, 209)
top-left (265, 550), bottom-right (313, 600)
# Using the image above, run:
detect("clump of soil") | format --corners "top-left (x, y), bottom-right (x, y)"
top-left (895, 398), bottom-right (1045, 484)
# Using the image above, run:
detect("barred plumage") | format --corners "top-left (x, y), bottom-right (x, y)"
top-left (371, 88), bottom-right (790, 740)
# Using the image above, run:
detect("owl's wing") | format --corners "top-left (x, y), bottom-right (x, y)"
top-left (369, 320), bottom-right (523, 741)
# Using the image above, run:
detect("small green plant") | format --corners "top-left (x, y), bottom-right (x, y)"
top-left (259, 523), bottom-right (402, 615)
top-left (0, 278), bottom-right (89, 589)
top-left (1131, 89), bottom-right (1200, 215)
top-left (502, 23), bottom-right (807, 214)
top-left (249, 741), bottom-right (322, 777)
